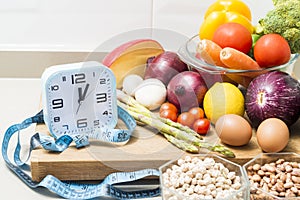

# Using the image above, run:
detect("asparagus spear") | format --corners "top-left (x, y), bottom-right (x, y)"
top-left (117, 90), bottom-right (201, 138)
top-left (197, 142), bottom-right (236, 158)
top-left (121, 104), bottom-right (200, 143)
top-left (121, 101), bottom-right (201, 139)
top-left (117, 89), bottom-right (149, 112)
top-left (118, 101), bottom-right (235, 158)
top-left (130, 105), bottom-right (200, 153)
top-left (163, 133), bottom-right (199, 153)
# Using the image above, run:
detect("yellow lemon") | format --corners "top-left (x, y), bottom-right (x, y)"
top-left (203, 82), bottom-right (245, 124)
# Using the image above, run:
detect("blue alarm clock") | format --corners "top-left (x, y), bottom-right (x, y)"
top-left (41, 61), bottom-right (134, 143)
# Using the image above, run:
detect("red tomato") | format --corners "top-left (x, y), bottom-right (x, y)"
top-left (193, 118), bottom-right (210, 135)
top-left (188, 107), bottom-right (205, 120)
top-left (159, 102), bottom-right (178, 114)
top-left (254, 34), bottom-right (291, 68)
top-left (177, 112), bottom-right (195, 128)
top-left (212, 22), bottom-right (252, 54)
top-left (159, 109), bottom-right (178, 122)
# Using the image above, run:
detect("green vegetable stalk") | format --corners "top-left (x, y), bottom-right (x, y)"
top-left (132, 115), bottom-right (199, 153)
top-left (163, 133), bottom-right (199, 153)
top-left (122, 101), bottom-right (201, 138)
top-left (256, 0), bottom-right (300, 54)
top-left (117, 90), bottom-right (235, 158)
top-left (118, 101), bottom-right (199, 142)
top-left (117, 89), bottom-right (201, 138)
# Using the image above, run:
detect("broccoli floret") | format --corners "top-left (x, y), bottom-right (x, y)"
top-left (271, 0), bottom-right (286, 6)
top-left (257, 0), bottom-right (300, 53)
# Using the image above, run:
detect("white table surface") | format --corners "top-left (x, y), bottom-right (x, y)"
top-left (0, 78), bottom-right (161, 199)
top-left (0, 78), bottom-right (64, 199)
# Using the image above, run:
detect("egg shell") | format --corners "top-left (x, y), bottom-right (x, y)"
top-left (215, 114), bottom-right (252, 146)
top-left (256, 118), bottom-right (289, 153)
top-left (122, 74), bottom-right (143, 96)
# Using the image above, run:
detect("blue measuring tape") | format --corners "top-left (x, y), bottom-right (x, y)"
top-left (2, 107), bottom-right (161, 199)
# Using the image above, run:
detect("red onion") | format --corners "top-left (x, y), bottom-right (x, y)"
top-left (245, 71), bottom-right (300, 128)
top-left (144, 51), bottom-right (188, 85)
top-left (167, 71), bottom-right (208, 112)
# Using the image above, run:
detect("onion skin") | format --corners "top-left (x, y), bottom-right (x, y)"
top-left (167, 71), bottom-right (208, 112)
top-left (245, 71), bottom-right (300, 128)
top-left (144, 51), bottom-right (188, 85)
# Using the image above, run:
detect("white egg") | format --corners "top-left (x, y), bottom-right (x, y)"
top-left (122, 74), bottom-right (143, 96)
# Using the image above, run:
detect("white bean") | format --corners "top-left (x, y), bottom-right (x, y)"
top-left (195, 173), bottom-right (203, 180)
top-left (162, 156), bottom-right (243, 199)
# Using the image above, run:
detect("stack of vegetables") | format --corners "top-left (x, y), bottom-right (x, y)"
top-left (102, 0), bottom-right (300, 157)
top-left (198, 0), bottom-right (299, 75)
top-left (195, 0), bottom-right (300, 152)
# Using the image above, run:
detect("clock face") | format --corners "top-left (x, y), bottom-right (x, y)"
top-left (43, 63), bottom-right (117, 138)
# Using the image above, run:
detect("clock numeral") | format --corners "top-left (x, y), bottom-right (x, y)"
top-left (102, 110), bottom-right (109, 115)
top-left (77, 118), bottom-right (88, 128)
top-left (52, 98), bottom-right (63, 109)
top-left (94, 120), bottom-right (100, 126)
top-left (71, 73), bottom-right (86, 84)
top-left (51, 85), bottom-right (59, 91)
top-left (54, 116), bottom-right (60, 122)
top-left (99, 78), bottom-right (106, 84)
top-left (63, 125), bottom-right (69, 130)
top-left (96, 93), bottom-right (107, 103)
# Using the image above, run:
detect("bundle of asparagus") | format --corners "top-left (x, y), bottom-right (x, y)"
top-left (117, 90), bottom-right (235, 158)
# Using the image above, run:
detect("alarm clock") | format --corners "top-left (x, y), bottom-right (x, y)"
top-left (41, 61), bottom-right (134, 143)
top-left (2, 62), bottom-right (158, 200)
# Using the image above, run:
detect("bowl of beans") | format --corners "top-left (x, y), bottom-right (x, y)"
top-left (159, 154), bottom-right (249, 200)
top-left (244, 152), bottom-right (300, 199)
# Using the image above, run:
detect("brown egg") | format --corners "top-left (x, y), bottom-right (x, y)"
top-left (256, 118), bottom-right (289, 153)
top-left (215, 114), bottom-right (252, 146)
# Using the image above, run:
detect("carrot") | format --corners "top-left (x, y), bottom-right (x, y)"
top-left (220, 47), bottom-right (263, 78)
top-left (220, 47), bottom-right (261, 70)
top-left (196, 39), bottom-right (226, 67)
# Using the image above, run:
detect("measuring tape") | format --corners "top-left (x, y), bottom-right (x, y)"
top-left (2, 108), bottom-right (161, 199)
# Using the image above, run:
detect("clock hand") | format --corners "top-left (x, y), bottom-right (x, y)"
top-left (76, 84), bottom-right (90, 114)
top-left (76, 101), bottom-right (83, 114)
top-left (78, 84), bottom-right (90, 103)
top-left (83, 83), bottom-right (99, 101)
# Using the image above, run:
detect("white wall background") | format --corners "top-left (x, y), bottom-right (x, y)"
top-left (0, 0), bottom-right (274, 52)
top-left (4, 0), bottom-right (295, 78)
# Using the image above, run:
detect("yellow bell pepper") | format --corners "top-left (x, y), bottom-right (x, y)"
top-left (204, 0), bottom-right (252, 21)
top-left (199, 0), bottom-right (254, 40)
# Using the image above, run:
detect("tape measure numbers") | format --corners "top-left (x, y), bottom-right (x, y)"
top-left (2, 110), bottom-right (161, 199)
top-left (2, 62), bottom-right (162, 199)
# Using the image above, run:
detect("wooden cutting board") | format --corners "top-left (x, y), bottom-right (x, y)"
top-left (30, 116), bottom-right (300, 182)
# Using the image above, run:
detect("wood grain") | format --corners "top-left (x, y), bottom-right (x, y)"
top-left (31, 122), bottom-right (183, 182)
top-left (30, 117), bottom-right (300, 182)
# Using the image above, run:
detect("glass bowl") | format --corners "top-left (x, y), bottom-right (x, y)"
top-left (178, 35), bottom-right (299, 86)
top-left (243, 152), bottom-right (300, 200)
top-left (159, 154), bottom-right (249, 200)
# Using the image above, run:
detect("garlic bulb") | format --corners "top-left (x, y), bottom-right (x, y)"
top-left (134, 79), bottom-right (167, 110)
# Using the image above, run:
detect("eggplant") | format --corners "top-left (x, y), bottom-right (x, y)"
top-left (245, 71), bottom-right (300, 128)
